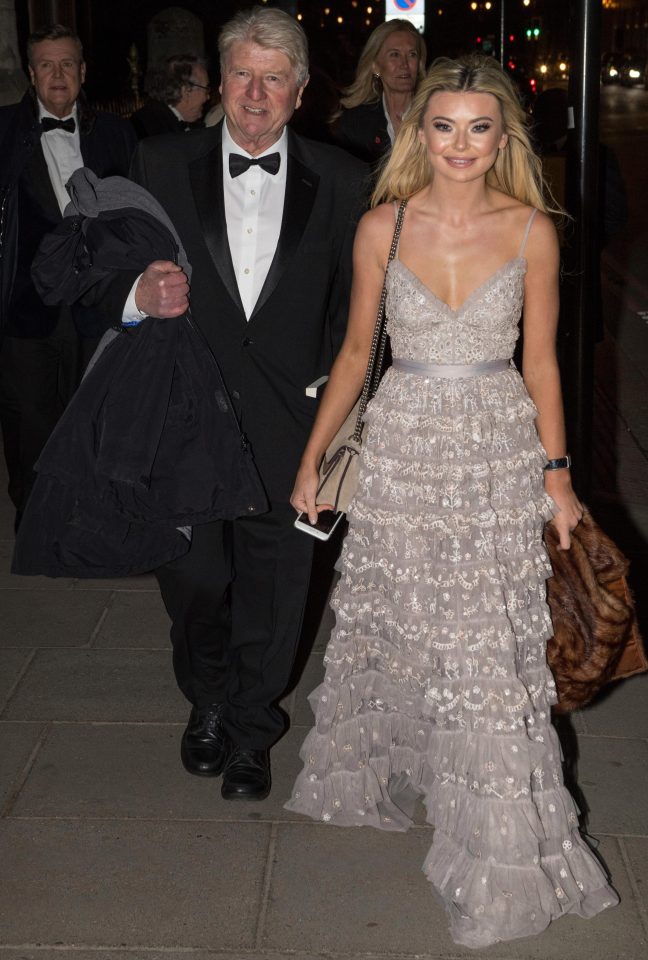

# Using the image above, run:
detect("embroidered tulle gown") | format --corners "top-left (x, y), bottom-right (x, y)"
top-left (285, 209), bottom-right (618, 948)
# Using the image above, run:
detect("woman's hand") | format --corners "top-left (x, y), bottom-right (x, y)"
top-left (545, 471), bottom-right (583, 550)
top-left (290, 460), bottom-right (333, 525)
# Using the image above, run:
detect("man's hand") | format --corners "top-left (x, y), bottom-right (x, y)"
top-left (135, 261), bottom-right (189, 318)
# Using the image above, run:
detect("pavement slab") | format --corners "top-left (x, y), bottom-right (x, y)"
top-left (1, 649), bottom-right (186, 722)
top-left (264, 823), bottom-right (445, 957)
top-left (0, 721), bottom-right (45, 810)
top-left (0, 952), bottom-right (490, 960)
top-left (11, 722), bottom-right (308, 823)
top-left (93, 590), bottom-right (171, 649)
top-left (0, 819), bottom-right (270, 950)
top-left (0, 649), bottom-right (34, 710)
top-left (620, 836), bottom-right (648, 936)
top-left (265, 827), bottom-right (644, 960)
top-left (577, 672), bottom-right (648, 739)
top-left (573, 734), bottom-right (648, 836)
top-left (0, 588), bottom-right (109, 648)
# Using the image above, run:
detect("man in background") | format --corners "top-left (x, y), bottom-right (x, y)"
top-left (0, 24), bottom-right (136, 528)
top-left (130, 54), bottom-right (210, 139)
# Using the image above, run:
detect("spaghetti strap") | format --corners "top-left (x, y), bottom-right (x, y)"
top-left (393, 201), bottom-right (403, 254)
top-left (518, 207), bottom-right (538, 257)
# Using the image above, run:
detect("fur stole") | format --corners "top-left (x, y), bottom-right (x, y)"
top-left (545, 508), bottom-right (646, 713)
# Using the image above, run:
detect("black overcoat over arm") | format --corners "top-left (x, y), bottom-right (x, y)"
top-left (125, 123), bottom-right (369, 502)
top-left (0, 90), bottom-right (137, 336)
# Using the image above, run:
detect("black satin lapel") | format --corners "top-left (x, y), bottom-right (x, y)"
top-left (24, 145), bottom-right (61, 222)
top-left (250, 150), bottom-right (319, 319)
top-left (189, 146), bottom-right (244, 313)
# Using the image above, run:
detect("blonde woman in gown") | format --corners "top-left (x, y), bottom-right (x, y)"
top-left (286, 55), bottom-right (618, 948)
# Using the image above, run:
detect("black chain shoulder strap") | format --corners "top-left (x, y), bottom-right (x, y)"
top-left (351, 198), bottom-right (408, 443)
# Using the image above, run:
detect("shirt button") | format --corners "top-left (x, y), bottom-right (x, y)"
top-left (250, 189), bottom-right (256, 196)
top-left (243, 267), bottom-right (250, 275)
top-left (247, 227), bottom-right (253, 234)
top-left (232, 390), bottom-right (241, 400)
top-left (247, 505), bottom-right (256, 512)
top-left (242, 337), bottom-right (253, 347)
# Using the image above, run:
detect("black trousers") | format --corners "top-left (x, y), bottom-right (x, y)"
top-left (155, 500), bottom-right (314, 750)
top-left (0, 311), bottom-right (98, 516)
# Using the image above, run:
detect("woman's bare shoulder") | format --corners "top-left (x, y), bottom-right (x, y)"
top-left (355, 202), bottom-right (401, 253)
top-left (523, 207), bottom-right (559, 258)
top-left (490, 195), bottom-right (558, 254)
top-left (359, 201), bottom-right (400, 233)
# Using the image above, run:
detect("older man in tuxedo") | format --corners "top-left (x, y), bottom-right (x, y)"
top-left (118, 7), bottom-right (367, 799)
top-left (0, 24), bottom-right (136, 527)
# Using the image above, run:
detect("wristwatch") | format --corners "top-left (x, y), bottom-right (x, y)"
top-left (544, 455), bottom-right (571, 471)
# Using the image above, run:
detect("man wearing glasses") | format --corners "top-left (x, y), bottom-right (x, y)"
top-left (130, 54), bottom-right (210, 139)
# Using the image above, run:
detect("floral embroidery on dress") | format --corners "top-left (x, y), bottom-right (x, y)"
top-left (286, 249), bottom-right (618, 948)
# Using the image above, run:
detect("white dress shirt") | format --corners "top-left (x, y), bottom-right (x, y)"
top-left (38, 100), bottom-right (84, 215)
top-left (382, 94), bottom-right (411, 147)
top-left (222, 120), bottom-right (288, 319)
top-left (122, 121), bottom-right (288, 325)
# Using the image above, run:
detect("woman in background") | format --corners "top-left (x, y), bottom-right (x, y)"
top-left (331, 18), bottom-right (426, 165)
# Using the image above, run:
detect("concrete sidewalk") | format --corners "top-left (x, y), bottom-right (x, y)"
top-left (1, 279), bottom-right (647, 958)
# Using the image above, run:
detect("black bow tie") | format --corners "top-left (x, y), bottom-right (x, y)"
top-left (229, 152), bottom-right (280, 178)
top-left (41, 116), bottom-right (76, 134)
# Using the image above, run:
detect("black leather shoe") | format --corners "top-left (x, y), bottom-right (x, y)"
top-left (181, 704), bottom-right (230, 777)
top-left (221, 746), bottom-right (271, 800)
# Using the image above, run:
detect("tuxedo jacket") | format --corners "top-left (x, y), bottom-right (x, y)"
top-left (0, 90), bottom-right (136, 338)
top-left (129, 99), bottom-right (199, 140)
top-left (107, 122), bottom-right (368, 502)
top-left (332, 101), bottom-right (390, 166)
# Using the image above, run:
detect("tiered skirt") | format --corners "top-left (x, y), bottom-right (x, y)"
top-left (286, 365), bottom-right (618, 948)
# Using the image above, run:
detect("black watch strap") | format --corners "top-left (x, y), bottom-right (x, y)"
top-left (544, 455), bottom-right (571, 471)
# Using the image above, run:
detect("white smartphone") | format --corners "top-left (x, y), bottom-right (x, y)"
top-left (294, 509), bottom-right (344, 541)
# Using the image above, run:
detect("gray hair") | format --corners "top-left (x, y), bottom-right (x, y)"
top-left (218, 6), bottom-right (309, 86)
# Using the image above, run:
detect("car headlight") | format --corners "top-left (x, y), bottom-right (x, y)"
top-left (609, 67), bottom-right (618, 77)
top-left (629, 69), bottom-right (641, 78)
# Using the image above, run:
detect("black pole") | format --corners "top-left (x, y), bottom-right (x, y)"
top-left (563, 0), bottom-right (601, 500)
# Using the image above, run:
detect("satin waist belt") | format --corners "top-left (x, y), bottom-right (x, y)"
top-left (391, 358), bottom-right (510, 378)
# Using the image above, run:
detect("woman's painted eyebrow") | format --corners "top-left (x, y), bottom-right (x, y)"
top-left (430, 115), bottom-right (495, 123)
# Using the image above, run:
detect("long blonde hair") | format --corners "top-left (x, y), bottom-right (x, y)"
top-left (334, 19), bottom-right (426, 117)
top-left (373, 54), bottom-right (559, 214)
